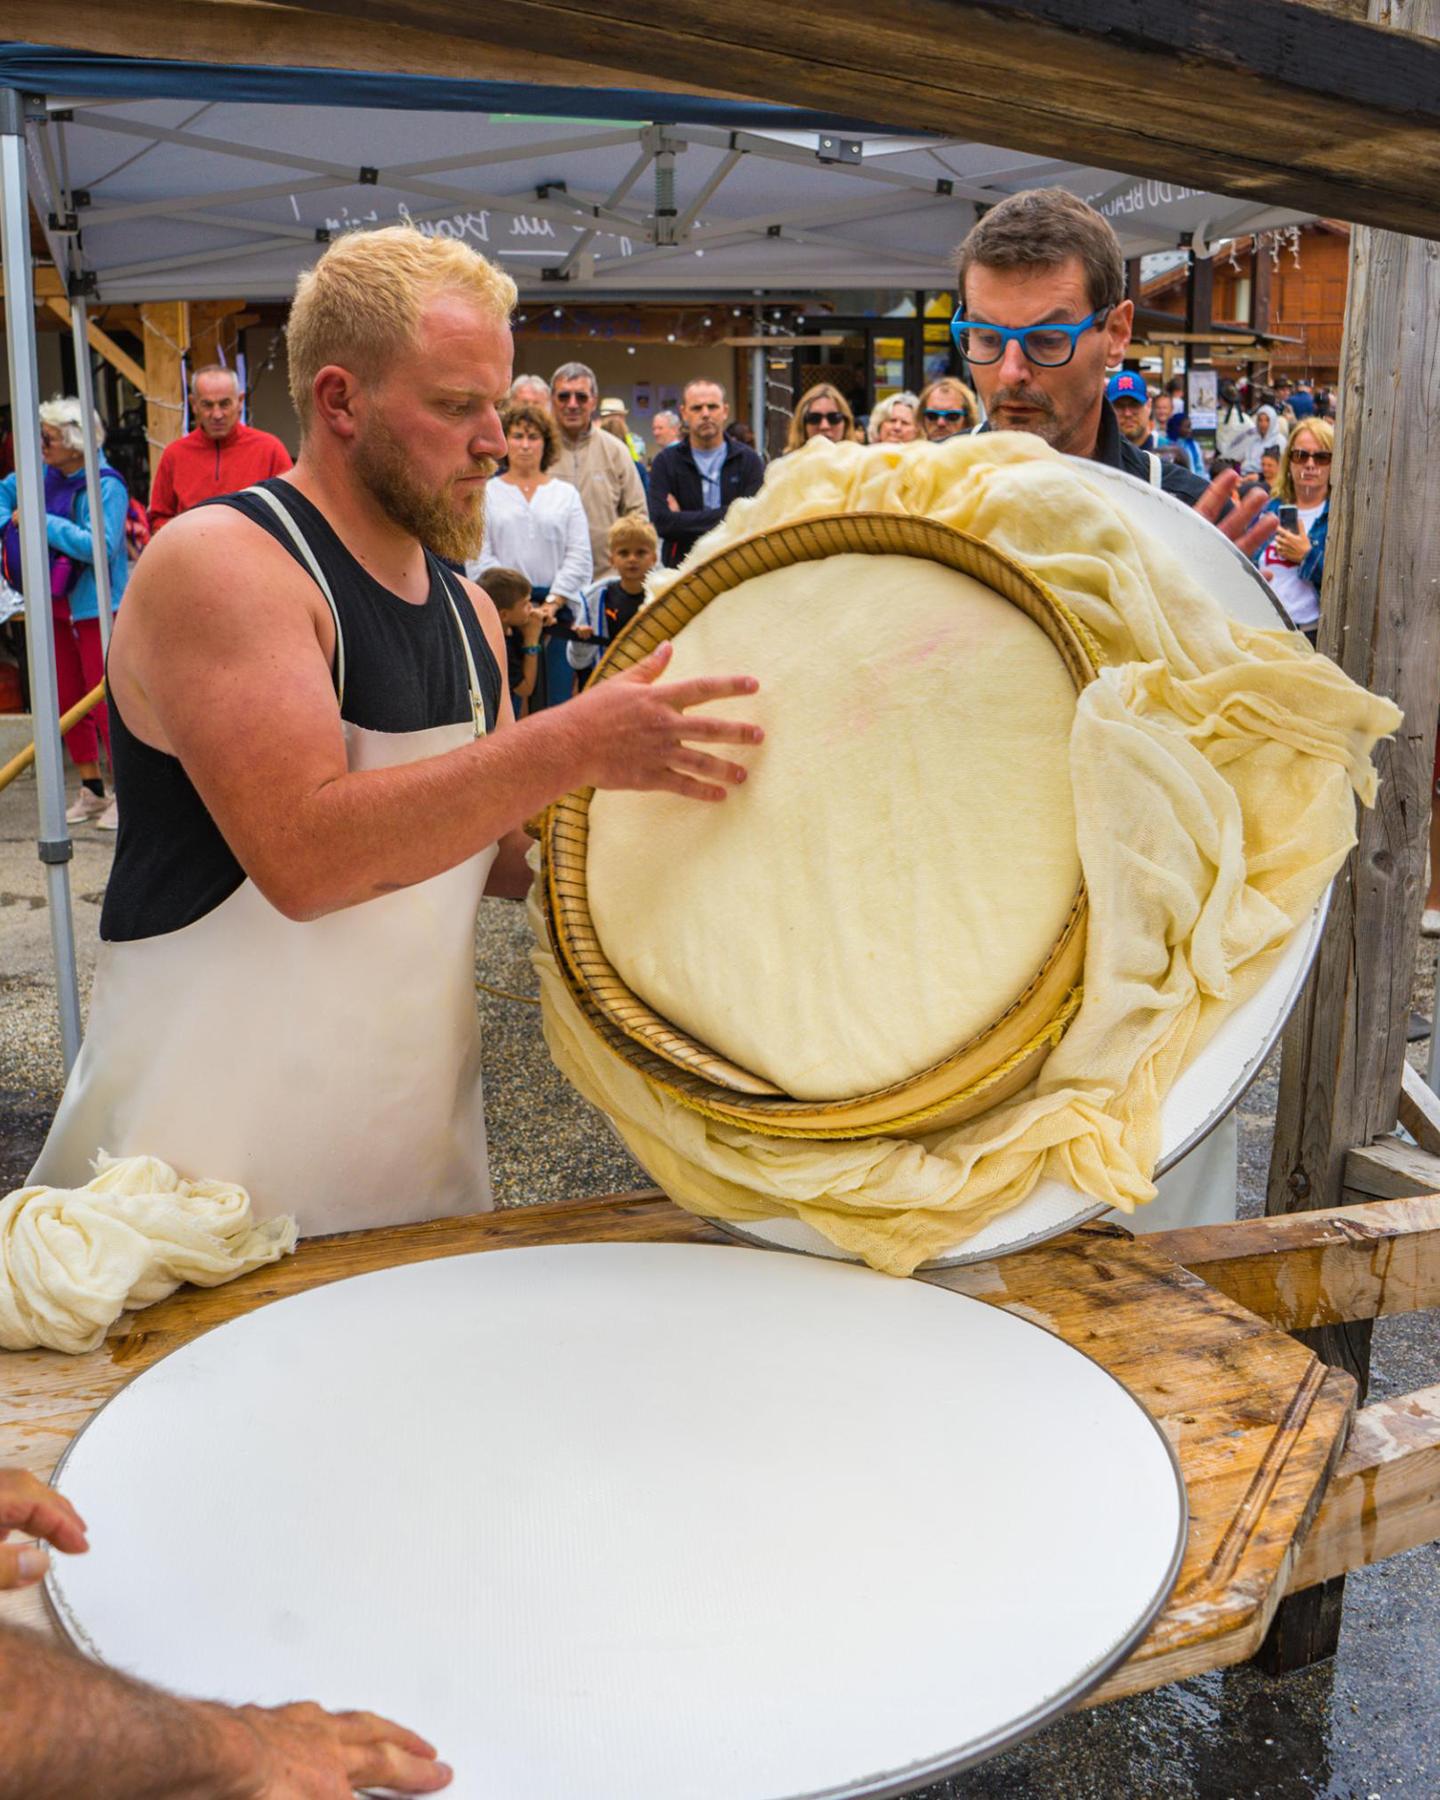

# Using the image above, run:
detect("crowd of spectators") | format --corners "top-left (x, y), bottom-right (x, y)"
top-left (2, 332), bottom-right (1346, 792)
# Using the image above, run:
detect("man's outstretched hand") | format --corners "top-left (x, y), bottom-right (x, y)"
top-left (0, 1467), bottom-right (88, 1588)
top-left (1195, 467), bottom-right (1279, 560)
top-left (0, 1463), bottom-right (453, 1797)
top-left (575, 640), bottom-right (764, 803)
top-left (221, 1700), bottom-right (453, 1798)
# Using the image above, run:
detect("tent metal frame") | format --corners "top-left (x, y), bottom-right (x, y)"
top-left (1, 87), bottom-right (82, 1068)
top-left (28, 105), bottom-right (1050, 295)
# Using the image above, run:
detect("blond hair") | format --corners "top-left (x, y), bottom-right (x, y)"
top-left (287, 226), bottom-right (516, 431)
top-left (609, 515), bottom-right (658, 554)
top-left (1276, 416), bottom-right (1335, 505)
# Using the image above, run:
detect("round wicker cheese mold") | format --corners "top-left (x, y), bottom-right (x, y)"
top-left (541, 511), bottom-right (1101, 1140)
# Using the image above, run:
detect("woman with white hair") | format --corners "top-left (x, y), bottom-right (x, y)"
top-left (867, 392), bottom-right (921, 443)
top-left (0, 396), bottom-right (131, 826)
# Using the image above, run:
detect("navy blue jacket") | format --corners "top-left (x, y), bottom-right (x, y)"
top-left (648, 438), bottom-right (766, 568)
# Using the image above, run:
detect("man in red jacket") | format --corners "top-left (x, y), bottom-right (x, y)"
top-left (148, 365), bottom-right (292, 530)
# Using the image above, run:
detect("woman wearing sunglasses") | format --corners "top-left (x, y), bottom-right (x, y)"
top-left (1254, 418), bottom-right (1334, 644)
top-left (916, 376), bottom-right (980, 443)
top-left (783, 383), bottom-right (856, 454)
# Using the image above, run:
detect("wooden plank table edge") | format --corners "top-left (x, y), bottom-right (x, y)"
top-left (1148, 1192), bottom-right (1440, 1329)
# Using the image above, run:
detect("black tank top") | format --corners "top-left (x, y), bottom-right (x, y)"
top-left (101, 480), bottom-right (502, 943)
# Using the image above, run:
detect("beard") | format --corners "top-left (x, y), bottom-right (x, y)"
top-left (986, 382), bottom-right (1064, 447)
top-left (352, 410), bottom-right (494, 563)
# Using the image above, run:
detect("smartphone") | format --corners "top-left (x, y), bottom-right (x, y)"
top-left (1278, 505), bottom-right (1299, 531)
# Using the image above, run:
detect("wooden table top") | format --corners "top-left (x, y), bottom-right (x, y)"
top-left (0, 1190), bottom-right (1355, 1701)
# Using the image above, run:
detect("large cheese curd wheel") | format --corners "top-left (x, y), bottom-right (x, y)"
top-left (576, 527), bottom-right (1088, 1119)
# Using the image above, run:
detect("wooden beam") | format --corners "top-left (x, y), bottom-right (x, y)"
top-left (44, 296), bottom-right (147, 395)
top-left (188, 299), bottom-right (247, 374)
top-left (1151, 1195), bottom-right (1440, 1330)
top-left (1287, 1384), bottom-right (1440, 1590)
top-left (258, 0), bottom-right (1440, 239)
top-left (140, 301), bottom-right (189, 488)
top-left (1259, 0), bottom-right (1440, 1674)
top-left (21, 0), bottom-right (736, 100)
top-left (1398, 1060), bottom-right (1440, 1155)
top-left (0, 266), bottom-right (67, 302)
top-left (1344, 1134), bottom-right (1440, 1201)
top-left (722, 335), bottom-right (848, 348)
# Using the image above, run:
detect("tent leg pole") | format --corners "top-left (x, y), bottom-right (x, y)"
top-left (0, 87), bottom-right (83, 1074)
top-left (750, 345), bottom-right (765, 457)
top-left (71, 296), bottom-right (114, 655)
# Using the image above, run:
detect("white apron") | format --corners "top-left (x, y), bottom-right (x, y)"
top-left (32, 487), bottom-right (497, 1237)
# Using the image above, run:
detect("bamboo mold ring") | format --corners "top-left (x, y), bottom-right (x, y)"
top-left (542, 511), bottom-right (1101, 1141)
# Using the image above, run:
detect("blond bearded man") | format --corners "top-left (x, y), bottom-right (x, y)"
top-left (31, 227), bottom-right (761, 1236)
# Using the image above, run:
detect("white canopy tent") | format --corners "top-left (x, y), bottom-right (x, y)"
top-left (27, 100), bottom-right (1313, 303)
top-left (0, 49), bottom-right (1315, 1068)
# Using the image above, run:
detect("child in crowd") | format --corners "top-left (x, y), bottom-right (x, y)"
top-left (480, 565), bottom-right (544, 716)
top-left (568, 517), bottom-right (659, 687)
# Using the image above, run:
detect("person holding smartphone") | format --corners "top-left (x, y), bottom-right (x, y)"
top-left (1254, 418), bottom-right (1334, 644)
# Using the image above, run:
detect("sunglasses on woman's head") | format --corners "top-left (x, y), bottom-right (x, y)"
top-left (805, 409), bottom-right (843, 426)
top-left (1290, 449), bottom-right (1331, 465)
top-left (924, 408), bottom-right (966, 423)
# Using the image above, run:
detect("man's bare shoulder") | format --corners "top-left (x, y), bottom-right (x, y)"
top-left (113, 496), bottom-right (330, 704)
top-left (126, 501), bottom-right (311, 616)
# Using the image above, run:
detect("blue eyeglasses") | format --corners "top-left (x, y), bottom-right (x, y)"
top-left (950, 306), bottom-right (1113, 368)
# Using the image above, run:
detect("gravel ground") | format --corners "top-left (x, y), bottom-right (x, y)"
top-left (2, 770), bottom-right (1436, 1798)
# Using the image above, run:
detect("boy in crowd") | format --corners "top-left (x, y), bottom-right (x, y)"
top-left (569, 517), bottom-right (659, 686)
top-left (481, 566), bottom-right (545, 715)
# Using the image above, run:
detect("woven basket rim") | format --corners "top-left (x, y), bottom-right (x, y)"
top-left (543, 508), bottom-right (1097, 1136)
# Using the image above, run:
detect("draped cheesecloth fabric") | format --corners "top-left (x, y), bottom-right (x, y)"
top-left (0, 1154), bottom-right (296, 1353)
top-left (533, 434), bottom-right (1401, 1278)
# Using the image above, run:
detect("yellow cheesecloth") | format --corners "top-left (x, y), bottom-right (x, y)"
top-left (533, 434), bottom-right (1401, 1277)
top-left (0, 1153), bottom-right (296, 1353)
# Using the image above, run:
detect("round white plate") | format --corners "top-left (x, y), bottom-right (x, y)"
top-left (708, 463), bottom-right (1324, 1267)
top-left (48, 1244), bottom-right (1185, 1798)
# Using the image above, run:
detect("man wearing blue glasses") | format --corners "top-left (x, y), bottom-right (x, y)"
top-left (951, 188), bottom-right (1275, 559)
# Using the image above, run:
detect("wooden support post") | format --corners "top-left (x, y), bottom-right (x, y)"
top-left (1251, 238), bottom-right (1274, 378)
top-left (140, 301), bottom-right (189, 488)
top-left (1260, 0), bottom-right (1440, 1672)
top-left (1185, 249), bottom-right (1214, 342)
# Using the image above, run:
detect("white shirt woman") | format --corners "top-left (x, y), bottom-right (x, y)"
top-left (468, 412), bottom-right (590, 608)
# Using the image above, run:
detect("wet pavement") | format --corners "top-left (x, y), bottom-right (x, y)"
top-left (1, 770), bottom-right (1436, 1798)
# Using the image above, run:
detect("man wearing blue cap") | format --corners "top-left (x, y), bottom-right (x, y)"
top-left (1106, 371), bottom-right (1161, 452)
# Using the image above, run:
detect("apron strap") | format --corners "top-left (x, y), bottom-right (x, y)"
top-left (244, 484), bottom-right (347, 707)
top-left (435, 564), bottom-right (489, 740)
top-left (1145, 451), bottom-right (1163, 488)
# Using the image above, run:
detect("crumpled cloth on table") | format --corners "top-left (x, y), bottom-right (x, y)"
top-left (0, 1153), bottom-right (296, 1354)
top-left (531, 434), bottom-right (1403, 1279)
